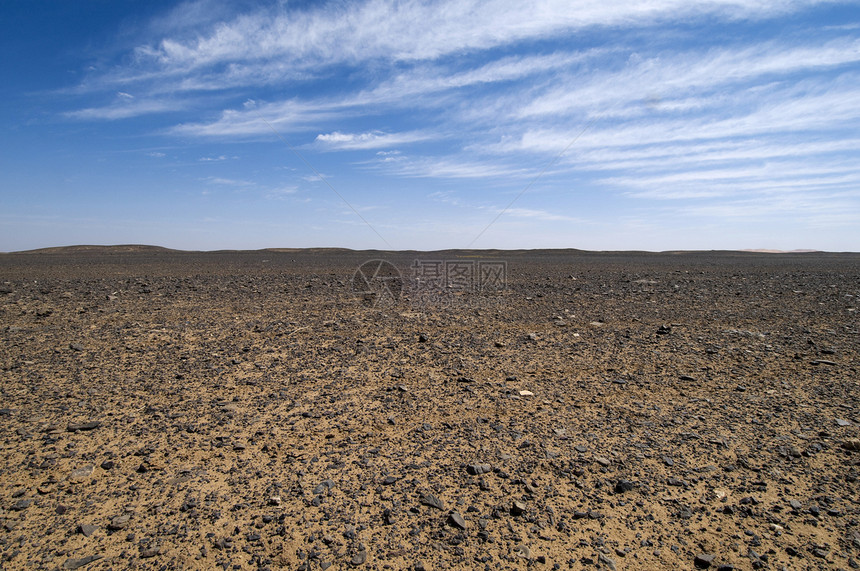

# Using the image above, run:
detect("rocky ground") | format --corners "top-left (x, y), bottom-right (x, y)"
top-left (0, 246), bottom-right (858, 570)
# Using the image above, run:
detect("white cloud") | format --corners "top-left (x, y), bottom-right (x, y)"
top-left (501, 207), bottom-right (586, 223)
top-left (377, 155), bottom-right (529, 179)
top-left (519, 37), bottom-right (860, 119)
top-left (314, 130), bottom-right (431, 150)
top-left (131, 0), bottom-right (827, 74)
top-left (66, 98), bottom-right (182, 120)
top-left (201, 176), bottom-right (255, 186)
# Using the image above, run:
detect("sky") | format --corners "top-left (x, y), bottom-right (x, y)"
top-left (1, 0), bottom-right (859, 252)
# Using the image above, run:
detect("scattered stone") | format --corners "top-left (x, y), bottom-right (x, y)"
top-left (513, 544), bottom-right (531, 559)
top-left (69, 343), bottom-right (85, 352)
top-left (843, 439), bottom-right (860, 451)
top-left (350, 550), bottom-right (367, 566)
top-left (448, 512), bottom-right (467, 529)
top-left (69, 465), bottom-right (94, 482)
top-left (108, 514), bottom-right (131, 530)
top-left (420, 493), bottom-right (444, 510)
top-left (67, 421), bottom-right (102, 432)
top-left (511, 500), bottom-right (527, 516)
top-left (836, 418), bottom-right (852, 427)
top-left (614, 479), bottom-right (634, 493)
top-left (466, 464), bottom-right (492, 475)
top-left (313, 480), bottom-right (335, 495)
top-left (598, 553), bottom-right (617, 570)
top-left (694, 553), bottom-right (716, 568)
top-left (78, 523), bottom-right (98, 537)
top-left (140, 545), bottom-right (160, 558)
top-left (11, 499), bottom-right (32, 511)
top-left (518, 390), bottom-right (534, 396)
top-left (595, 456), bottom-right (611, 467)
top-left (63, 555), bottom-right (103, 569)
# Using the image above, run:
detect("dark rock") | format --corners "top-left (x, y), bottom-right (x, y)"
top-left (597, 553), bottom-right (617, 570)
top-left (842, 439), bottom-right (860, 451)
top-left (313, 480), bottom-right (335, 495)
top-left (69, 343), bottom-right (85, 352)
top-left (420, 493), bottom-right (444, 510)
top-left (67, 421), bottom-right (101, 432)
top-left (63, 555), bottom-right (103, 569)
top-left (11, 499), bottom-right (32, 511)
top-left (448, 512), bottom-right (467, 529)
top-left (350, 550), bottom-right (367, 566)
top-left (78, 524), bottom-right (98, 537)
top-left (614, 480), bottom-right (634, 493)
top-left (382, 508), bottom-right (395, 525)
top-left (467, 464), bottom-right (492, 475)
top-left (108, 514), bottom-right (131, 530)
top-left (511, 500), bottom-right (527, 516)
top-left (140, 545), bottom-right (160, 558)
top-left (694, 553), bottom-right (716, 568)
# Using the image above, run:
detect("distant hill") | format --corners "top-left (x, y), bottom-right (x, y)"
top-left (739, 249), bottom-right (822, 254)
top-left (8, 244), bottom-right (179, 255)
top-left (3, 244), bottom-right (834, 255)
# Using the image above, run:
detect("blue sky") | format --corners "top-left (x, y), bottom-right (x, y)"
top-left (2, 0), bottom-right (859, 252)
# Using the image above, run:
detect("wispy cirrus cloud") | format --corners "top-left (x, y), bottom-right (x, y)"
top-left (47, 0), bottom-right (860, 250)
top-left (65, 98), bottom-right (184, 120)
top-left (125, 0), bottom-right (828, 78)
top-left (314, 130), bottom-right (432, 150)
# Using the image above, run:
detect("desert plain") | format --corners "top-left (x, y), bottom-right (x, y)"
top-left (0, 246), bottom-right (859, 570)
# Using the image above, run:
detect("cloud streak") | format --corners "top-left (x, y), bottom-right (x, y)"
top-left (52, 0), bottom-right (860, 250)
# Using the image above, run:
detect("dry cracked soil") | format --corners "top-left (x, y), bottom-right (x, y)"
top-left (0, 246), bottom-right (859, 571)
